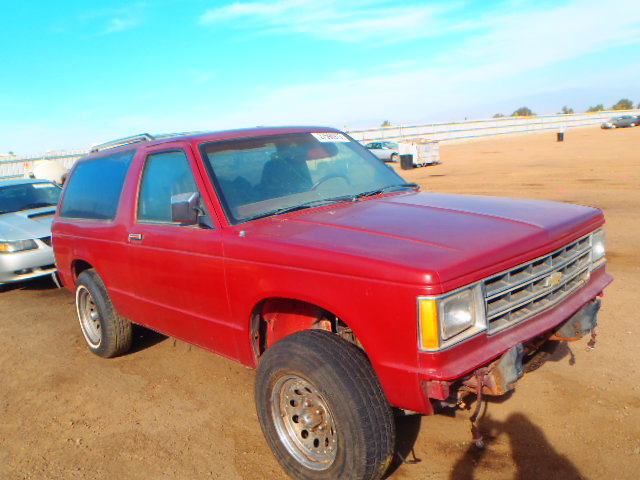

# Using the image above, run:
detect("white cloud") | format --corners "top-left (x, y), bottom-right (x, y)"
top-left (197, 0), bottom-right (640, 128)
top-left (200, 0), bottom-right (457, 43)
top-left (78, 3), bottom-right (148, 34)
top-left (105, 16), bottom-right (140, 33)
top-left (201, 0), bottom-right (305, 21)
top-left (448, 0), bottom-right (640, 78)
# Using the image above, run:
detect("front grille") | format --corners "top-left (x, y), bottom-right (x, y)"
top-left (39, 236), bottom-right (52, 247)
top-left (483, 234), bottom-right (593, 334)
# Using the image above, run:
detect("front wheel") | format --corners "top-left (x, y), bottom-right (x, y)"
top-left (255, 330), bottom-right (395, 480)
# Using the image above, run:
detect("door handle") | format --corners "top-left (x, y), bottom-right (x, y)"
top-left (128, 233), bottom-right (143, 242)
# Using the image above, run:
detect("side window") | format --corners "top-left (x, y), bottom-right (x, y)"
top-left (60, 150), bottom-right (134, 220)
top-left (137, 150), bottom-right (199, 223)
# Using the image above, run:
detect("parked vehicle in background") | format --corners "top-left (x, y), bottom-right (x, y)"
top-left (364, 140), bottom-right (399, 162)
top-left (53, 127), bottom-right (612, 480)
top-left (601, 115), bottom-right (637, 128)
top-left (398, 138), bottom-right (441, 167)
top-left (0, 179), bottom-right (61, 286)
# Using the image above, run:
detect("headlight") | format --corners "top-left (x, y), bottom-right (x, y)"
top-left (591, 229), bottom-right (606, 265)
top-left (418, 284), bottom-right (486, 351)
top-left (0, 239), bottom-right (38, 253)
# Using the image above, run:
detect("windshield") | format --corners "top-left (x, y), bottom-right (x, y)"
top-left (0, 182), bottom-right (62, 214)
top-left (200, 132), bottom-right (412, 224)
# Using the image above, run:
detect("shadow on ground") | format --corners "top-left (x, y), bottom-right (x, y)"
top-left (450, 412), bottom-right (583, 480)
top-left (385, 414), bottom-right (423, 478)
top-left (126, 324), bottom-right (168, 355)
top-left (0, 275), bottom-right (60, 292)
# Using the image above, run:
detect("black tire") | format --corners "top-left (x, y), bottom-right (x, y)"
top-left (390, 153), bottom-right (399, 163)
top-left (255, 329), bottom-right (395, 480)
top-left (75, 269), bottom-right (132, 358)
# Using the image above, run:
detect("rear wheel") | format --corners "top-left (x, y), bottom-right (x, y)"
top-left (255, 329), bottom-right (395, 480)
top-left (75, 269), bottom-right (132, 358)
top-left (390, 153), bottom-right (399, 162)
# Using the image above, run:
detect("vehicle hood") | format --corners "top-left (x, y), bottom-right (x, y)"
top-left (235, 192), bottom-right (603, 291)
top-left (0, 208), bottom-right (56, 241)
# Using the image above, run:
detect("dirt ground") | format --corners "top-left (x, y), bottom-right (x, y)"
top-left (1, 126), bottom-right (639, 480)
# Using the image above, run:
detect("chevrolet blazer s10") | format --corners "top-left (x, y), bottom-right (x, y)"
top-left (52, 127), bottom-right (612, 480)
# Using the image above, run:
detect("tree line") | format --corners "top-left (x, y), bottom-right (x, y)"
top-left (493, 98), bottom-right (638, 118)
top-left (379, 98), bottom-right (638, 127)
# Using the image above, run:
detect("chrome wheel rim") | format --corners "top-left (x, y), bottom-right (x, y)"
top-left (271, 374), bottom-right (337, 471)
top-left (76, 285), bottom-right (101, 347)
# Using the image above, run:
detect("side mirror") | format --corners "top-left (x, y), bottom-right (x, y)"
top-left (171, 192), bottom-right (200, 224)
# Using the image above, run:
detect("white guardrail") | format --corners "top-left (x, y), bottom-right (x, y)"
top-left (346, 110), bottom-right (639, 143)
top-left (1, 110), bottom-right (638, 180)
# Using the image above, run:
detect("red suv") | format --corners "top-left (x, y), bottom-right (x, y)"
top-left (53, 127), bottom-right (612, 480)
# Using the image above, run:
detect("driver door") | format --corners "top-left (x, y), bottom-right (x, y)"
top-left (126, 145), bottom-right (236, 358)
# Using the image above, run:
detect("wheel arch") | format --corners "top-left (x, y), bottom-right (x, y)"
top-left (71, 259), bottom-right (95, 282)
top-left (249, 296), bottom-right (365, 362)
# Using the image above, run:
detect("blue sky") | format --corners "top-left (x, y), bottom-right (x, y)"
top-left (1, 0), bottom-right (639, 155)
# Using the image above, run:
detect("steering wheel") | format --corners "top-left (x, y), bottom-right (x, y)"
top-left (311, 173), bottom-right (351, 190)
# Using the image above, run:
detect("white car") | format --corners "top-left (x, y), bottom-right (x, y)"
top-left (0, 178), bottom-right (61, 286)
top-left (364, 141), bottom-right (399, 162)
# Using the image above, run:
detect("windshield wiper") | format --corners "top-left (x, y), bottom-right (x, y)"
top-left (354, 183), bottom-right (419, 200)
top-left (243, 185), bottom-right (418, 222)
top-left (245, 195), bottom-right (356, 221)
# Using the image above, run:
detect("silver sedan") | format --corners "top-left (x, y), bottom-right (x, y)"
top-left (363, 141), bottom-right (400, 162)
top-left (0, 178), bottom-right (62, 286)
top-left (601, 115), bottom-right (637, 129)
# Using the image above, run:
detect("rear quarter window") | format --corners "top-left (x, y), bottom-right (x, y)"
top-left (60, 150), bottom-right (134, 220)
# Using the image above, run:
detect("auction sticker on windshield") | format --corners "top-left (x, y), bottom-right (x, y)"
top-left (311, 132), bottom-right (350, 142)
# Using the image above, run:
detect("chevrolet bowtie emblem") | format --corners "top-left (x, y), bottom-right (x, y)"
top-left (544, 272), bottom-right (563, 287)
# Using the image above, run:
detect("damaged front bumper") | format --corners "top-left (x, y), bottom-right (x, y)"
top-left (425, 298), bottom-right (602, 403)
top-left (550, 298), bottom-right (600, 342)
top-left (464, 298), bottom-right (600, 396)
top-left (427, 299), bottom-right (602, 448)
